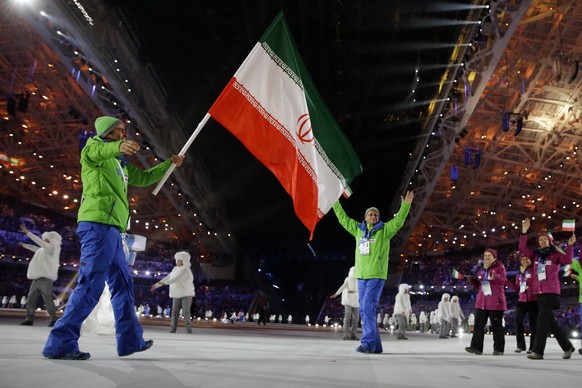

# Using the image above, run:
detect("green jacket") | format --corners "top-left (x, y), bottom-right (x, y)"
top-left (77, 136), bottom-right (173, 232)
top-left (333, 201), bottom-right (411, 280)
top-left (571, 258), bottom-right (582, 303)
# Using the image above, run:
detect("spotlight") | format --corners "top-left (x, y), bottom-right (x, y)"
top-left (473, 151), bottom-right (481, 169)
top-left (502, 112), bottom-right (511, 131)
top-left (451, 165), bottom-right (458, 182)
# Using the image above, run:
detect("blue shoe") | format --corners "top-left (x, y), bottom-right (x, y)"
top-left (355, 345), bottom-right (373, 354)
top-left (119, 339), bottom-right (154, 357)
top-left (44, 351), bottom-right (91, 360)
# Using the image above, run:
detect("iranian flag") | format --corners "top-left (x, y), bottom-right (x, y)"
top-left (452, 269), bottom-right (464, 280)
top-left (562, 219), bottom-right (575, 232)
top-left (209, 12), bottom-right (362, 238)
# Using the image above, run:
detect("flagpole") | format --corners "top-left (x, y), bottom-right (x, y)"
top-left (152, 113), bottom-right (211, 196)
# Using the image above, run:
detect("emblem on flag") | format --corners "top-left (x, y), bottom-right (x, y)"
top-left (296, 114), bottom-right (314, 144)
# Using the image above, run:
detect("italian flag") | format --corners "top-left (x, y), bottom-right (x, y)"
top-left (209, 12), bottom-right (362, 238)
top-left (562, 219), bottom-right (575, 232)
top-left (562, 264), bottom-right (572, 277)
top-left (452, 269), bottom-right (464, 280)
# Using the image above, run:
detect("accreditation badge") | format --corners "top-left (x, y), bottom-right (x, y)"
top-left (359, 238), bottom-right (370, 256)
top-left (537, 263), bottom-right (546, 281)
top-left (482, 282), bottom-right (492, 296)
top-left (519, 281), bottom-right (527, 294)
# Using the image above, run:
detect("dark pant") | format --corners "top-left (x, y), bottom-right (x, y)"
top-left (532, 294), bottom-right (573, 355)
top-left (171, 296), bottom-right (192, 331)
top-left (515, 300), bottom-right (538, 351)
top-left (343, 305), bottom-right (359, 338)
top-left (43, 222), bottom-right (147, 357)
top-left (25, 277), bottom-right (57, 321)
top-left (470, 309), bottom-right (505, 353)
top-left (257, 312), bottom-right (267, 325)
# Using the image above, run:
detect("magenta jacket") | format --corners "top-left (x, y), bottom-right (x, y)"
top-left (506, 265), bottom-right (539, 302)
top-left (519, 234), bottom-right (573, 295)
top-left (469, 259), bottom-right (507, 310)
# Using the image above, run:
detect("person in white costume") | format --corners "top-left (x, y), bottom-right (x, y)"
top-left (331, 267), bottom-right (360, 340)
top-left (81, 283), bottom-right (116, 335)
top-left (151, 252), bottom-right (195, 333)
top-left (438, 293), bottom-right (452, 338)
top-left (449, 295), bottom-right (465, 337)
top-left (393, 283), bottom-right (412, 340)
top-left (419, 311), bottom-right (428, 333)
top-left (19, 224), bottom-right (62, 326)
top-left (410, 313), bottom-right (417, 331)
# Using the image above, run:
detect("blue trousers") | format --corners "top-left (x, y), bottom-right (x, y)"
top-left (43, 222), bottom-right (147, 357)
top-left (358, 278), bottom-right (385, 353)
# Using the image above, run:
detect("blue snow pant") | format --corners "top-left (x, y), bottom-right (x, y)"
top-left (43, 222), bottom-right (147, 357)
top-left (358, 278), bottom-right (385, 353)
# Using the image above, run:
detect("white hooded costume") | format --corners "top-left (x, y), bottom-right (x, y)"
top-left (438, 293), bottom-right (451, 338)
top-left (155, 251), bottom-right (195, 333)
top-left (332, 266), bottom-right (360, 340)
top-left (394, 283), bottom-right (411, 339)
top-left (449, 295), bottom-right (465, 337)
top-left (21, 230), bottom-right (62, 324)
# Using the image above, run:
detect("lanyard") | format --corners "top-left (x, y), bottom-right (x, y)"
top-left (481, 268), bottom-right (489, 284)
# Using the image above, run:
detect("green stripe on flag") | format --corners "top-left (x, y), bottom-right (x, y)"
top-left (259, 12), bottom-right (362, 185)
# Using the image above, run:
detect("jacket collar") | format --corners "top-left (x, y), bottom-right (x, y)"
top-left (358, 220), bottom-right (384, 239)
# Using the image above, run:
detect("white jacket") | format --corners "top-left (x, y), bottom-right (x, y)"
top-left (449, 296), bottom-right (465, 319)
top-left (159, 252), bottom-right (195, 298)
top-left (419, 311), bottom-right (428, 324)
top-left (393, 283), bottom-right (412, 315)
top-left (333, 267), bottom-right (359, 307)
top-left (437, 293), bottom-right (451, 321)
top-left (23, 231), bottom-right (61, 281)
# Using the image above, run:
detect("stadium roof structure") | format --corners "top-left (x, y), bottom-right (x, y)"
top-left (390, 0), bottom-right (582, 261)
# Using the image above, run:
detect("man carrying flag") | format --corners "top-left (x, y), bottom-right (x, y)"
top-left (333, 191), bottom-right (414, 354)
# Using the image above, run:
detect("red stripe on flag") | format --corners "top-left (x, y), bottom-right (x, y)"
top-left (209, 78), bottom-right (320, 235)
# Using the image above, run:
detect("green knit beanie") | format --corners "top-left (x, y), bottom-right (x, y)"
top-left (95, 116), bottom-right (123, 138)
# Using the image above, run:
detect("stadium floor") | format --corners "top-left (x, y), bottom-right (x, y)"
top-left (0, 309), bottom-right (580, 388)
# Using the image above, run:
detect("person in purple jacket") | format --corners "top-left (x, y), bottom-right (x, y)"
top-left (465, 248), bottom-right (507, 356)
top-left (506, 254), bottom-right (539, 354)
top-left (519, 217), bottom-right (576, 360)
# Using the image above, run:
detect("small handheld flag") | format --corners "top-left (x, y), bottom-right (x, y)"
top-left (563, 264), bottom-right (572, 277)
top-left (452, 269), bottom-right (464, 280)
top-left (562, 219), bottom-right (575, 232)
